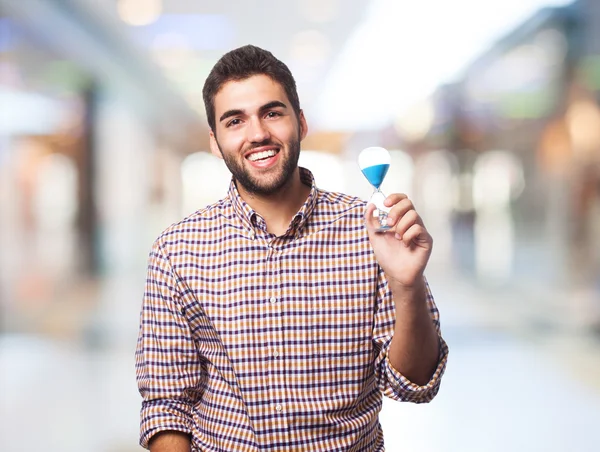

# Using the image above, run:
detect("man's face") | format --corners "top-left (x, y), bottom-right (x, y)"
top-left (209, 74), bottom-right (307, 196)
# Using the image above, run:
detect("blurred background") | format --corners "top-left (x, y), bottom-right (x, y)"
top-left (1, 0), bottom-right (600, 451)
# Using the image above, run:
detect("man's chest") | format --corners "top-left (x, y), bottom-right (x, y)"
top-left (173, 233), bottom-right (379, 372)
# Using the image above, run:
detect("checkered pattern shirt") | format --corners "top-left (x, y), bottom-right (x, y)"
top-left (136, 168), bottom-right (448, 451)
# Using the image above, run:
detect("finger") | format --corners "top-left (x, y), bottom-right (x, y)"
top-left (399, 224), bottom-right (432, 248)
top-left (393, 209), bottom-right (421, 237)
top-left (364, 203), bottom-right (380, 232)
top-left (383, 193), bottom-right (408, 208)
top-left (386, 198), bottom-right (417, 226)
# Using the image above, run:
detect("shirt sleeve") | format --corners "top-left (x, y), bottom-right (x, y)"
top-left (135, 239), bottom-right (202, 449)
top-left (372, 270), bottom-right (449, 403)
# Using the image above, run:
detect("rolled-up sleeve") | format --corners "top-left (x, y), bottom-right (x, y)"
top-left (373, 271), bottom-right (449, 403)
top-left (135, 240), bottom-right (201, 448)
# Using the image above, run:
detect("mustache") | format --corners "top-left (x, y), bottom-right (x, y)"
top-left (244, 140), bottom-right (279, 153)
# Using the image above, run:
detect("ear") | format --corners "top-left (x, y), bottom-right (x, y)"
top-left (209, 130), bottom-right (223, 159)
top-left (298, 110), bottom-right (308, 141)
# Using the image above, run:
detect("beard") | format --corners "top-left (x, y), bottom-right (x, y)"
top-left (216, 133), bottom-right (302, 197)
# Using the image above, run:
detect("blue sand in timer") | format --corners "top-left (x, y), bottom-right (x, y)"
top-left (358, 147), bottom-right (392, 232)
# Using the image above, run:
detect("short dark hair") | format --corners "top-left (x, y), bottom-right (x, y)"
top-left (202, 45), bottom-right (301, 132)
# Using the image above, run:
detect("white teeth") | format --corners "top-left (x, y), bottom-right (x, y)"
top-left (247, 150), bottom-right (277, 162)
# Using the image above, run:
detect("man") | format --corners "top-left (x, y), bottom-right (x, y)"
top-left (136, 45), bottom-right (448, 452)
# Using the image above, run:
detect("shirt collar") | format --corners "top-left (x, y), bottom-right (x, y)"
top-left (227, 167), bottom-right (318, 239)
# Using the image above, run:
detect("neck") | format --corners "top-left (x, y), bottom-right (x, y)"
top-left (237, 168), bottom-right (310, 236)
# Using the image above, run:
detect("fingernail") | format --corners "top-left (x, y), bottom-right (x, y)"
top-left (395, 233), bottom-right (401, 240)
top-left (387, 217), bottom-right (394, 225)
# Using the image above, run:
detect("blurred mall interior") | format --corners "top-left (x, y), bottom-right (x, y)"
top-left (1, 0), bottom-right (600, 451)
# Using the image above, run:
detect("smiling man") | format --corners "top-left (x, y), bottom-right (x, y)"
top-left (135, 45), bottom-right (449, 452)
top-left (207, 74), bottom-right (309, 236)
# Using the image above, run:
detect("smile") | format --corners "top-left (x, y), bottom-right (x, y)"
top-left (246, 149), bottom-right (280, 162)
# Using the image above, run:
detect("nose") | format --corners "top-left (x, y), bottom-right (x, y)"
top-left (247, 117), bottom-right (270, 143)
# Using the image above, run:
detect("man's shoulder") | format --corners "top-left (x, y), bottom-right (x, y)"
top-left (155, 197), bottom-right (231, 244)
top-left (316, 188), bottom-right (368, 215)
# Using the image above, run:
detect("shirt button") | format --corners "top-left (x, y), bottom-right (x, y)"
top-left (275, 404), bottom-right (283, 412)
top-left (273, 350), bottom-right (280, 358)
top-left (269, 297), bottom-right (277, 304)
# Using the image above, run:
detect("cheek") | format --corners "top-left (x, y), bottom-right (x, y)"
top-left (218, 134), bottom-right (245, 154)
top-left (272, 122), bottom-right (298, 142)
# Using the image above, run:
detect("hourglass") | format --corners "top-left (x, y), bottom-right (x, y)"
top-left (358, 146), bottom-right (392, 232)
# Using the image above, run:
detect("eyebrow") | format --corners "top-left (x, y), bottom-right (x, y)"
top-left (219, 100), bottom-right (288, 123)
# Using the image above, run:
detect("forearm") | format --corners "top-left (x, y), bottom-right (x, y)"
top-left (149, 431), bottom-right (191, 452)
top-left (387, 277), bottom-right (440, 385)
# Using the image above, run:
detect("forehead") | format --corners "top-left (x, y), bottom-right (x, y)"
top-left (213, 74), bottom-right (290, 114)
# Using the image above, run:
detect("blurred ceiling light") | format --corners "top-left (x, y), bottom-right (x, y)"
top-left (297, 0), bottom-right (341, 23)
top-left (151, 32), bottom-right (193, 69)
top-left (117, 0), bottom-right (162, 26)
top-left (567, 100), bottom-right (600, 159)
top-left (290, 30), bottom-right (331, 68)
top-left (393, 99), bottom-right (435, 142)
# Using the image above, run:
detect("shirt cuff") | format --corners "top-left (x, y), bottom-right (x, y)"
top-left (140, 399), bottom-right (193, 449)
top-left (384, 336), bottom-right (449, 403)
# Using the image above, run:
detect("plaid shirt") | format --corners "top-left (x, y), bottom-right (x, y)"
top-left (136, 168), bottom-right (448, 451)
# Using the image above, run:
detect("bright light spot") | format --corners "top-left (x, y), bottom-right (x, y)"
top-left (414, 150), bottom-right (457, 263)
top-left (394, 99), bottom-right (435, 142)
top-left (566, 100), bottom-right (600, 157)
top-left (0, 87), bottom-right (67, 135)
top-left (472, 150), bottom-right (525, 209)
top-left (417, 151), bottom-right (457, 212)
top-left (298, 151), bottom-right (345, 192)
top-left (181, 152), bottom-right (230, 215)
top-left (117, 0), bottom-right (162, 27)
top-left (383, 150), bottom-right (414, 196)
top-left (474, 207), bottom-right (514, 283)
top-left (33, 154), bottom-right (78, 231)
top-left (472, 150), bottom-right (523, 283)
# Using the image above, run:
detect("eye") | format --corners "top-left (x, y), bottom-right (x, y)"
top-left (226, 118), bottom-right (242, 128)
top-left (265, 111), bottom-right (282, 119)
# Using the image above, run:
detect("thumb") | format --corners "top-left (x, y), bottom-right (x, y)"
top-left (364, 203), bottom-right (381, 233)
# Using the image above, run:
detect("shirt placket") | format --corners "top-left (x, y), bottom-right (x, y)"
top-left (264, 239), bottom-right (289, 448)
